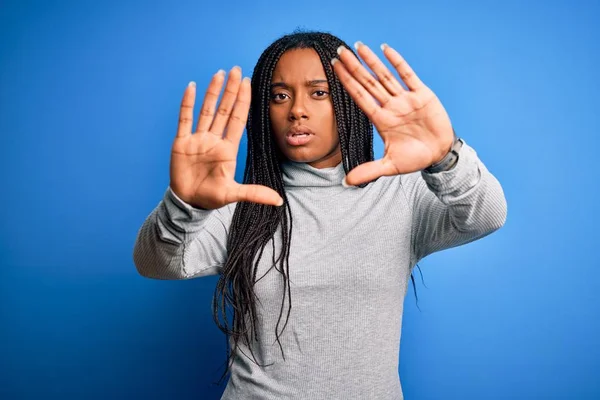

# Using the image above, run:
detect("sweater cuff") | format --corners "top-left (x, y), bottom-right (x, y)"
top-left (159, 187), bottom-right (214, 233)
top-left (420, 140), bottom-right (481, 200)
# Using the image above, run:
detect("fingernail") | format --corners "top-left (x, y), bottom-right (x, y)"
top-left (277, 198), bottom-right (284, 206)
top-left (216, 69), bottom-right (225, 75)
top-left (342, 177), bottom-right (351, 188)
top-left (354, 41), bottom-right (363, 50)
top-left (330, 58), bottom-right (339, 66)
top-left (380, 43), bottom-right (388, 51)
top-left (188, 81), bottom-right (196, 87)
top-left (243, 77), bottom-right (251, 83)
top-left (336, 45), bottom-right (345, 56)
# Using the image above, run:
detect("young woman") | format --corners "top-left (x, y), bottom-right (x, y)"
top-left (133, 31), bottom-right (507, 400)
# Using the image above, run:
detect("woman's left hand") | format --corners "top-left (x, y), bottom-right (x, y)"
top-left (332, 42), bottom-right (455, 186)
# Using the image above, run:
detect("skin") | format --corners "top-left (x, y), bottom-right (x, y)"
top-left (169, 40), bottom-right (455, 209)
top-left (269, 48), bottom-right (342, 169)
top-left (331, 42), bottom-right (455, 186)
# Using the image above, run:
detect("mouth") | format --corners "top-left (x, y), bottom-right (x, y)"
top-left (285, 126), bottom-right (314, 146)
top-left (286, 125), bottom-right (315, 137)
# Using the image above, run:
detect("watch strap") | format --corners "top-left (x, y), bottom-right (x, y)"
top-left (424, 132), bottom-right (463, 174)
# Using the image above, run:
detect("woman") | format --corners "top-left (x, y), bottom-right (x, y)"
top-left (133, 31), bottom-right (507, 399)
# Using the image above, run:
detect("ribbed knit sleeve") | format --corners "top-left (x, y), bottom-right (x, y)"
top-left (400, 140), bottom-right (507, 265)
top-left (132, 187), bottom-right (233, 279)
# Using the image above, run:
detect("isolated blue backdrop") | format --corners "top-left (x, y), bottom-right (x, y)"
top-left (1, 0), bottom-right (598, 399)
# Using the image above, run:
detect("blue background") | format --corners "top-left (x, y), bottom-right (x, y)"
top-left (1, 0), bottom-right (598, 398)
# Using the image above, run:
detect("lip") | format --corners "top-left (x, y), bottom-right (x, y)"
top-left (286, 125), bottom-right (315, 137)
top-left (285, 125), bottom-right (315, 146)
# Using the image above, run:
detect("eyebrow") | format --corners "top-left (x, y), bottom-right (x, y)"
top-left (270, 79), bottom-right (328, 89)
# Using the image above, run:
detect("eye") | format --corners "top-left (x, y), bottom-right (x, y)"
top-left (313, 90), bottom-right (329, 98)
top-left (270, 93), bottom-right (289, 103)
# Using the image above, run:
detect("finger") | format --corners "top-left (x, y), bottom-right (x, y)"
top-left (210, 66), bottom-right (242, 136)
top-left (228, 183), bottom-right (284, 207)
top-left (343, 159), bottom-right (397, 187)
top-left (223, 77), bottom-right (251, 147)
top-left (176, 81), bottom-right (196, 138)
top-left (336, 45), bottom-right (392, 105)
top-left (330, 58), bottom-right (380, 120)
top-left (196, 70), bottom-right (226, 133)
top-left (354, 42), bottom-right (404, 96)
top-left (382, 44), bottom-right (424, 91)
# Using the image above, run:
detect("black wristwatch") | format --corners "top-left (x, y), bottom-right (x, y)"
top-left (424, 131), bottom-right (464, 174)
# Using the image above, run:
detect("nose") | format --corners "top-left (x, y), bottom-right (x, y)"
top-left (288, 96), bottom-right (308, 121)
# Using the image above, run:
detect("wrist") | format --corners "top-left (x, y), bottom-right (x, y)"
top-left (424, 131), bottom-right (463, 174)
top-left (168, 186), bottom-right (210, 210)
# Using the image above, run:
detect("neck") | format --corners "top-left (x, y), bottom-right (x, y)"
top-left (307, 151), bottom-right (342, 169)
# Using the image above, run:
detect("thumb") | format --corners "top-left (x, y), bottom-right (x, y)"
top-left (231, 183), bottom-right (284, 207)
top-left (343, 159), bottom-right (392, 187)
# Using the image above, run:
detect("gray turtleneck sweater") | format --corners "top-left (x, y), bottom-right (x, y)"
top-left (133, 140), bottom-right (507, 400)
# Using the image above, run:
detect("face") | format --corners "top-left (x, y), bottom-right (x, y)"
top-left (269, 48), bottom-right (341, 169)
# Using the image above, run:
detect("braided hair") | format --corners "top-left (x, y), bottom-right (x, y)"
top-left (210, 30), bottom-right (421, 385)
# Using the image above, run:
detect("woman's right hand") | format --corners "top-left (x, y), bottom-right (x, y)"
top-left (170, 67), bottom-right (284, 210)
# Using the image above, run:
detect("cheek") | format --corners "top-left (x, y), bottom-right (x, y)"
top-left (323, 105), bottom-right (337, 140)
top-left (269, 107), bottom-right (286, 132)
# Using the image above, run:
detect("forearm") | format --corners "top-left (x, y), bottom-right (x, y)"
top-left (407, 140), bottom-right (507, 262)
top-left (132, 188), bottom-right (230, 279)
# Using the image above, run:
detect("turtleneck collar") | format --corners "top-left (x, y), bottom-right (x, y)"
top-left (281, 160), bottom-right (346, 187)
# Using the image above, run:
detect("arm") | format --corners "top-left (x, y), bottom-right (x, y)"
top-left (401, 140), bottom-right (507, 265)
top-left (132, 187), bottom-right (234, 279)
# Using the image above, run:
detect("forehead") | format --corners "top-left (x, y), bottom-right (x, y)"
top-left (271, 48), bottom-right (326, 81)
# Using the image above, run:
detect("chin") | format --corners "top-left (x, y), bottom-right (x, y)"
top-left (279, 146), bottom-right (315, 161)
top-left (283, 151), bottom-right (322, 164)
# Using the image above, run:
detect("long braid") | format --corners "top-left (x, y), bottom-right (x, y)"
top-left (210, 30), bottom-right (416, 386)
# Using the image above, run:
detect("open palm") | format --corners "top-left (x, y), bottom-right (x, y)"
top-left (332, 42), bottom-right (456, 186)
top-left (170, 67), bottom-right (283, 210)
